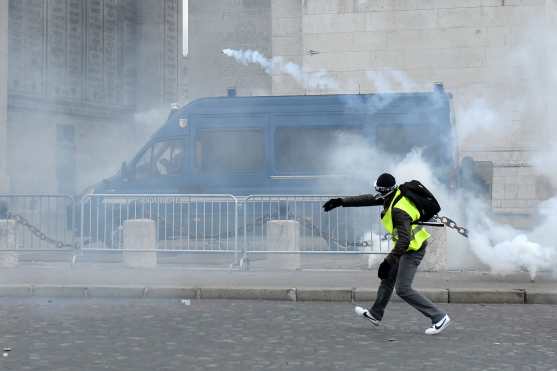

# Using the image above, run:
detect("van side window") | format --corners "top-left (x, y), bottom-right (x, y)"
top-left (275, 127), bottom-right (363, 173)
top-left (134, 139), bottom-right (185, 178)
top-left (195, 129), bottom-right (264, 173)
top-left (375, 124), bottom-right (428, 155)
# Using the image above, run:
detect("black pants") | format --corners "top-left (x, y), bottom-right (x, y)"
top-left (370, 245), bottom-right (446, 323)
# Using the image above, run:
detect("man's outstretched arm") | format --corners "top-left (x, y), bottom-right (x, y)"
top-left (323, 194), bottom-right (382, 212)
top-left (342, 194), bottom-right (383, 207)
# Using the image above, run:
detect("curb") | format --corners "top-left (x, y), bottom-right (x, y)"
top-left (525, 290), bottom-right (557, 304)
top-left (296, 288), bottom-right (352, 302)
top-left (0, 286), bottom-right (555, 304)
top-left (448, 289), bottom-right (525, 304)
top-left (354, 289), bottom-right (449, 303)
top-left (145, 287), bottom-right (199, 299)
top-left (199, 288), bottom-right (296, 301)
top-left (33, 286), bottom-right (87, 298)
top-left (86, 286), bottom-right (146, 298)
top-left (0, 285), bottom-right (32, 297)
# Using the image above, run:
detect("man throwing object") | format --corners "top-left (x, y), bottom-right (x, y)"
top-left (323, 173), bottom-right (450, 335)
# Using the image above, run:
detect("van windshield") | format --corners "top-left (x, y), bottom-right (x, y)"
top-left (134, 139), bottom-right (186, 179)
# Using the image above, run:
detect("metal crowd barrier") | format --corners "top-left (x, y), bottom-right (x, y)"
top-left (241, 195), bottom-right (391, 256)
top-left (0, 193), bottom-right (391, 268)
top-left (0, 194), bottom-right (76, 251)
top-left (79, 194), bottom-right (239, 259)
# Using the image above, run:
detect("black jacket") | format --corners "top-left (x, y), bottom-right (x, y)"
top-left (342, 192), bottom-right (421, 264)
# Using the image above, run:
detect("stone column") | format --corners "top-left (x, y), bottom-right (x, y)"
top-left (419, 226), bottom-right (448, 272)
top-left (123, 219), bottom-right (157, 268)
top-left (265, 220), bottom-right (301, 270)
top-left (136, 0), bottom-right (165, 108)
top-left (136, 0), bottom-right (181, 107)
top-left (0, 0), bottom-right (9, 192)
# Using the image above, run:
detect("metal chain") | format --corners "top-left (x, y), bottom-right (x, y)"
top-left (6, 212), bottom-right (77, 249)
top-left (432, 215), bottom-right (469, 238)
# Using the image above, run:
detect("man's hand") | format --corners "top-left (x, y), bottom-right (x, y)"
top-left (378, 255), bottom-right (399, 280)
top-left (377, 259), bottom-right (391, 280)
top-left (322, 198), bottom-right (343, 212)
top-left (377, 258), bottom-right (395, 280)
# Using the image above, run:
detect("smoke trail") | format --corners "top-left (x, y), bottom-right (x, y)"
top-left (366, 69), bottom-right (419, 93)
top-left (338, 69), bottom-right (426, 117)
top-left (222, 48), bottom-right (338, 90)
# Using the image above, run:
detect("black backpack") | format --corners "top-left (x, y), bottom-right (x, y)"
top-left (394, 180), bottom-right (441, 223)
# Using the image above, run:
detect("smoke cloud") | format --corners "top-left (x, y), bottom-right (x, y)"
top-left (223, 43), bottom-right (557, 278)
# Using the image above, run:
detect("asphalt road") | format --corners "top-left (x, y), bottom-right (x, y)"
top-left (0, 298), bottom-right (555, 371)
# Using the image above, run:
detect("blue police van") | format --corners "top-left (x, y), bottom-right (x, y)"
top-left (80, 84), bottom-right (457, 249)
top-left (94, 83), bottom-right (456, 196)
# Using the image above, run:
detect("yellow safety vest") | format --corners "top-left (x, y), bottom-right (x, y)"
top-left (381, 188), bottom-right (430, 252)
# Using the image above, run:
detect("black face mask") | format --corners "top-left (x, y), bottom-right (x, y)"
top-left (374, 188), bottom-right (395, 201)
top-left (377, 190), bottom-right (397, 218)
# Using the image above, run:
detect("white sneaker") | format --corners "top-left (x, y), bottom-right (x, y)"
top-left (354, 306), bottom-right (380, 326)
top-left (425, 314), bottom-right (450, 335)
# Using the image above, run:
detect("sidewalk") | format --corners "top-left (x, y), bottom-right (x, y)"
top-left (1, 262), bottom-right (556, 304)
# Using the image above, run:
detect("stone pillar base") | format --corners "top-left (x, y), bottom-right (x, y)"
top-left (265, 220), bottom-right (301, 270)
top-left (0, 220), bottom-right (17, 267)
top-left (123, 219), bottom-right (157, 268)
top-left (419, 226), bottom-right (448, 272)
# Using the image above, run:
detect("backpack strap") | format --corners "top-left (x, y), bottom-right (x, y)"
top-left (390, 191), bottom-right (404, 227)
top-left (392, 193), bottom-right (403, 210)
top-left (390, 188), bottom-right (419, 226)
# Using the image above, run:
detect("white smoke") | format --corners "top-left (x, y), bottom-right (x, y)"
top-left (327, 136), bottom-right (557, 278)
top-left (466, 197), bottom-right (557, 279)
top-left (133, 107), bottom-right (169, 142)
top-left (222, 48), bottom-right (338, 90)
top-left (225, 32), bottom-right (557, 278)
top-left (391, 151), bottom-right (557, 279)
top-left (456, 99), bottom-right (500, 143)
top-left (361, 231), bottom-right (388, 269)
top-left (366, 70), bottom-right (418, 93)
top-left (463, 17), bottom-right (557, 278)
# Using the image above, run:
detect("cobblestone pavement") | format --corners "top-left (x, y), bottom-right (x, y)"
top-left (0, 298), bottom-right (555, 371)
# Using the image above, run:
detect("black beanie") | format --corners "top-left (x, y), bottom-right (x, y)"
top-left (376, 173), bottom-right (396, 188)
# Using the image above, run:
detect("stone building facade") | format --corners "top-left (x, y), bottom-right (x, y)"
top-left (0, 0), bottom-right (185, 194)
top-left (269, 0), bottom-right (557, 225)
top-left (185, 0), bottom-right (272, 99)
top-left (0, 0), bottom-right (273, 194)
